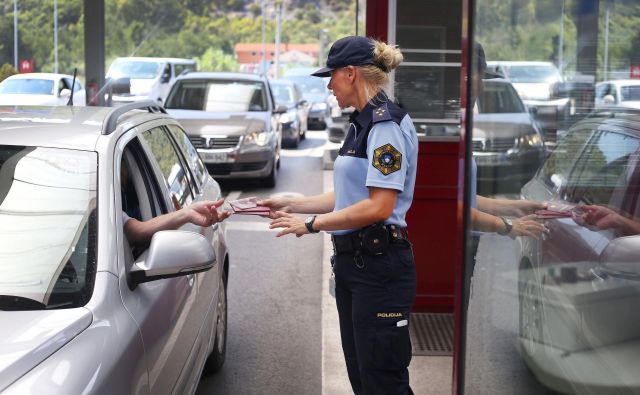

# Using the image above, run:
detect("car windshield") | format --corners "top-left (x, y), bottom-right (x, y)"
top-left (503, 65), bottom-right (561, 83)
top-left (284, 76), bottom-right (326, 94)
top-left (272, 84), bottom-right (295, 106)
top-left (0, 79), bottom-right (54, 95)
top-left (0, 146), bottom-right (97, 311)
top-left (478, 81), bottom-right (526, 113)
top-left (165, 79), bottom-right (267, 112)
top-left (107, 60), bottom-right (163, 79)
top-left (621, 85), bottom-right (640, 102)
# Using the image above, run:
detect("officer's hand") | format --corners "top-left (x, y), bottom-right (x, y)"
top-left (270, 213), bottom-right (308, 237)
top-left (258, 197), bottom-right (293, 219)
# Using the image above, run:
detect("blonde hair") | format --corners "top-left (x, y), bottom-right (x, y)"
top-left (358, 39), bottom-right (404, 102)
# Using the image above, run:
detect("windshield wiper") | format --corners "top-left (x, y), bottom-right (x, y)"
top-left (0, 295), bottom-right (46, 311)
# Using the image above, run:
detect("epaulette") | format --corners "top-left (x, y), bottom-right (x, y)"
top-left (372, 102), bottom-right (392, 124)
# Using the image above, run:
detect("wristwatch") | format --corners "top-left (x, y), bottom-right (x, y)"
top-left (497, 216), bottom-right (513, 235)
top-left (305, 215), bottom-right (320, 233)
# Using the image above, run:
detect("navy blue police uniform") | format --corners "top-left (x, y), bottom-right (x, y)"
top-left (331, 92), bottom-right (418, 395)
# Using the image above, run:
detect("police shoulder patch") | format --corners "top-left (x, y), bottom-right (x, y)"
top-left (372, 143), bottom-right (402, 175)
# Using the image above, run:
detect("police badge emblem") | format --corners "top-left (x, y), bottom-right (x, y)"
top-left (372, 143), bottom-right (402, 175)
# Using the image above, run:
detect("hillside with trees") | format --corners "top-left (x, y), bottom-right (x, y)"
top-left (0, 0), bottom-right (357, 77)
top-left (0, 0), bottom-right (638, 82)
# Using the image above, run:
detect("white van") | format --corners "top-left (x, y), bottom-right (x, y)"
top-left (106, 57), bottom-right (197, 104)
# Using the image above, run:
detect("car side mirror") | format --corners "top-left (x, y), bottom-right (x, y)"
top-left (603, 94), bottom-right (616, 105)
top-left (298, 99), bottom-right (308, 108)
top-left (59, 88), bottom-right (71, 98)
top-left (599, 236), bottom-right (639, 275)
top-left (129, 230), bottom-right (216, 287)
top-left (160, 72), bottom-right (171, 84)
top-left (274, 104), bottom-right (288, 114)
top-left (528, 106), bottom-right (538, 116)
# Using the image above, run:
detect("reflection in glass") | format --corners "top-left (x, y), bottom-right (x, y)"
top-left (0, 146), bottom-right (97, 310)
top-left (465, 1), bottom-right (640, 394)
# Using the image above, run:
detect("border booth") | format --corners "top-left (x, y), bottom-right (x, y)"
top-left (366, 0), bottom-right (464, 314)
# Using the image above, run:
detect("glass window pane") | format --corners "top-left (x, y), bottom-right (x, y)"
top-left (168, 124), bottom-right (208, 189)
top-left (465, 1), bottom-right (640, 394)
top-left (142, 128), bottom-right (193, 210)
top-left (0, 146), bottom-right (97, 310)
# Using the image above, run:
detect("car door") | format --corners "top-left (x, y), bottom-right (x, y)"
top-left (544, 128), bottom-right (640, 266)
top-left (118, 127), bottom-right (201, 395)
top-left (166, 123), bottom-right (221, 335)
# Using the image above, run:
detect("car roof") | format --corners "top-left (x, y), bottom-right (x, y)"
top-left (270, 79), bottom-right (296, 86)
top-left (112, 57), bottom-right (195, 64)
top-left (0, 105), bottom-right (168, 151)
top-left (283, 67), bottom-right (317, 77)
top-left (176, 71), bottom-right (266, 82)
top-left (5, 73), bottom-right (75, 81)
top-left (597, 79), bottom-right (640, 87)
top-left (582, 108), bottom-right (640, 136)
top-left (487, 61), bottom-right (555, 67)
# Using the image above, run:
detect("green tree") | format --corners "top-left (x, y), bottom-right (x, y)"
top-left (0, 62), bottom-right (16, 81)
top-left (197, 47), bottom-right (239, 71)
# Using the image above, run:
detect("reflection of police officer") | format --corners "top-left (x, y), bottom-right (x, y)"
top-left (262, 36), bottom-right (417, 395)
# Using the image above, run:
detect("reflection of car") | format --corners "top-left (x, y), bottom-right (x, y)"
top-left (0, 102), bottom-right (229, 394)
top-left (517, 108), bottom-right (640, 394)
top-left (270, 79), bottom-right (308, 148)
top-left (473, 78), bottom-right (546, 195)
top-left (106, 57), bottom-right (197, 104)
top-left (595, 79), bottom-right (640, 109)
top-left (283, 67), bottom-right (340, 130)
top-left (487, 61), bottom-right (571, 141)
top-left (164, 72), bottom-right (285, 188)
top-left (0, 73), bottom-right (85, 106)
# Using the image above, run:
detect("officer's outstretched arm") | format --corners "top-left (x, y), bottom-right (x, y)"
top-left (311, 187), bottom-right (396, 232)
top-left (259, 191), bottom-right (335, 216)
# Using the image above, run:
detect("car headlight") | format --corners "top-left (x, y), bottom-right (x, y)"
top-left (517, 133), bottom-right (543, 148)
top-left (311, 102), bottom-right (328, 111)
top-left (244, 131), bottom-right (271, 146)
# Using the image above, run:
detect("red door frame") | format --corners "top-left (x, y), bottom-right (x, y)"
top-left (365, 0), bottom-right (473, 392)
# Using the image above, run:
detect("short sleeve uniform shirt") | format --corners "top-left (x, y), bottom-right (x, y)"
top-left (332, 92), bottom-right (418, 235)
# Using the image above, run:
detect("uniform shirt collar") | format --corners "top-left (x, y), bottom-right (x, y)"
top-left (349, 91), bottom-right (389, 130)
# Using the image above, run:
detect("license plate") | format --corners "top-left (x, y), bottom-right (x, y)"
top-left (202, 152), bottom-right (229, 163)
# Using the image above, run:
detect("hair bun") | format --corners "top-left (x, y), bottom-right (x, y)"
top-left (372, 40), bottom-right (403, 72)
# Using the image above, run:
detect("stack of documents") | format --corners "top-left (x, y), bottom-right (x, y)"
top-left (228, 196), bottom-right (270, 216)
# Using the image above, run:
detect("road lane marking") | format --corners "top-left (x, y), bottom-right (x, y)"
top-left (225, 220), bottom-right (277, 232)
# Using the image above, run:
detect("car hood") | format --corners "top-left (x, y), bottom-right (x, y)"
top-left (0, 94), bottom-right (58, 106)
top-left (168, 109), bottom-right (269, 136)
top-left (0, 308), bottom-right (92, 391)
top-left (512, 82), bottom-right (551, 101)
top-left (473, 112), bottom-right (537, 139)
top-left (619, 101), bottom-right (640, 109)
top-left (304, 92), bottom-right (328, 103)
top-left (128, 79), bottom-right (155, 96)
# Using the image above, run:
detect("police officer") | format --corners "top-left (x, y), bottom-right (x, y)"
top-left (261, 36), bottom-right (417, 395)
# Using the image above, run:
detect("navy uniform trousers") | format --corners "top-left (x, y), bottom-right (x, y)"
top-left (333, 238), bottom-right (417, 395)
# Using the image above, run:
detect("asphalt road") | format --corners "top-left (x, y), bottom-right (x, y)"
top-left (196, 131), bottom-right (329, 395)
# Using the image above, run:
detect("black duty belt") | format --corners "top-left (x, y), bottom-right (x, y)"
top-left (331, 223), bottom-right (409, 255)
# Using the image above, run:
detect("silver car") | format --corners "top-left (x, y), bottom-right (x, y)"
top-left (473, 78), bottom-right (546, 195)
top-left (0, 102), bottom-right (229, 394)
top-left (517, 108), bottom-right (640, 394)
top-left (164, 72), bottom-right (285, 188)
